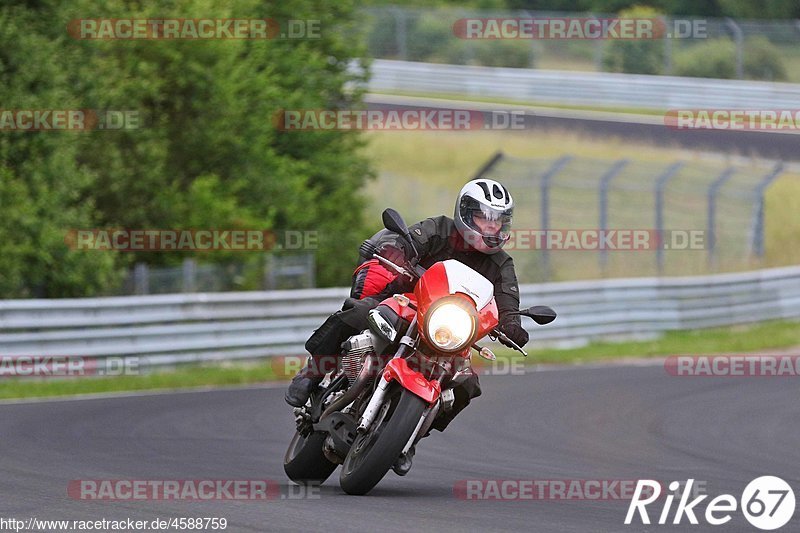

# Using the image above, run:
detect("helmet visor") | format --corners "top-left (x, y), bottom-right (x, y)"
top-left (460, 199), bottom-right (513, 245)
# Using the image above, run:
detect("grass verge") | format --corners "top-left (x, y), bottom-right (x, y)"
top-left (491, 319), bottom-right (800, 366)
top-left (2, 320), bottom-right (798, 400)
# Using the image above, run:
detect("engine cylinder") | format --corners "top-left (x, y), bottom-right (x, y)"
top-left (340, 332), bottom-right (376, 384)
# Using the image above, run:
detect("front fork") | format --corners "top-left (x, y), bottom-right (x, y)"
top-left (356, 316), bottom-right (449, 453)
top-left (356, 371), bottom-right (444, 455)
top-left (357, 315), bottom-right (421, 433)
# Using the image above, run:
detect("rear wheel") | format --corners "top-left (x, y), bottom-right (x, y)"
top-left (284, 431), bottom-right (338, 484)
top-left (339, 386), bottom-right (427, 495)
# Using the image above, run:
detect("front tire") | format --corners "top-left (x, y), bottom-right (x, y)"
top-left (284, 431), bottom-right (338, 484)
top-left (339, 387), bottom-right (427, 495)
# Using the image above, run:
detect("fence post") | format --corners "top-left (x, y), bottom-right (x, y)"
top-left (306, 253), bottom-right (316, 288)
top-left (591, 14), bottom-right (605, 71)
top-left (182, 259), bottom-right (196, 293)
top-left (133, 263), bottom-right (149, 295)
top-left (725, 18), bottom-right (744, 80)
top-left (750, 162), bottom-right (784, 258)
top-left (391, 7), bottom-right (407, 60)
top-left (540, 155), bottom-right (573, 281)
top-left (472, 151), bottom-right (504, 179)
top-left (264, 254), bottom-right (276, 290)
top-left (662, 16), bottom-right (672, 75)
top-left (706, 167), bottom-right (736, 270)
top-left (598, 159), bottom-right (629, 275)
top-left (654, 162), bottom-right (684, 275)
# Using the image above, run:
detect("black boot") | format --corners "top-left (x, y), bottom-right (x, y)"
top-left (284, 374), bottom-right (323, 407)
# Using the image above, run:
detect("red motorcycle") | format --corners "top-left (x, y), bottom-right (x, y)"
top-left (284, 209), bottom-right (556, 495)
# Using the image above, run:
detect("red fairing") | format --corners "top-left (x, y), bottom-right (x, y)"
top-left (476, 298), bottom-right (499, 339)
top-left (414, 261), bottom-right (499, 350)
top-left (413, 262), bottom-right (451, 314)
top-left (378, 293), bottom-right (417, 323)
top-left (383, 358), bottom-right (441, 404)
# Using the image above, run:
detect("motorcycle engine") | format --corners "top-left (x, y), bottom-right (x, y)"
top-left (340, 331), bottom-right (375, 384)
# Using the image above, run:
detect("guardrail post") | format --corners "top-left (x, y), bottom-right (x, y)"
top-left (750, 162), bottom-right (784, 258)
top-left (598, 159), bottom-right (629, 275)
top-left (654, 162), bottom-right (684, 275)
top-left (540, 155), bottom-right (572, 281)
top-left (706, 167), bottom-right (736, 270)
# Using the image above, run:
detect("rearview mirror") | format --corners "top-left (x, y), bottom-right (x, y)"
top-left (521, 306), bottom-right (557, 325)
top-left (382, 208), bottom-right (409, 236)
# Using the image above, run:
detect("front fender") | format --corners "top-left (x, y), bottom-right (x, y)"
top-left (383, 358), bottom-right (441, 404)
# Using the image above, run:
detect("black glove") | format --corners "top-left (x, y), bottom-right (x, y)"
top-left (498, 321), bottom-right (529, 348)
top-left (378, 243), bottom-right (407, 266)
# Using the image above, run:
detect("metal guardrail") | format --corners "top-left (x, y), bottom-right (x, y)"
top-left (368, 59), bottom-right (800, 110)
top-left (2, 266), bottom-right (799, 367)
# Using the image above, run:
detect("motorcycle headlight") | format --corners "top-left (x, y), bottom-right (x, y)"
top-left (424, 297), bottom-right (478, 352)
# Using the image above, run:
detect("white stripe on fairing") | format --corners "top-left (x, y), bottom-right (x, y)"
top-left (442, 259), bottom-right (494, 310)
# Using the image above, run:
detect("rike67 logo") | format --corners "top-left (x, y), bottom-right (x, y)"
top-left (625, 477), bottom-right (795, 530)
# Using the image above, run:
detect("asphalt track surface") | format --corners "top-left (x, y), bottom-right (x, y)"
top-left (2, 363), bottom-right (799, 532)
top-left (366, 95), bottom-right (800, 162)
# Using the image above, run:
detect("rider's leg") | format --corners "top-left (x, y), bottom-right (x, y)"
top-left (430, 371), bottom-right (482, 432)
top-left (393, 372), bottom-right (481, 475)
top-left (285, 297), bottom-right (381, 407)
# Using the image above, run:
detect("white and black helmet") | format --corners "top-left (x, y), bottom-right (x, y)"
top-left (454, 178), bottom-right (514, 254)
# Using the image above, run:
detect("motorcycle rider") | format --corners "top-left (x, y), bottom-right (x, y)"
top-left (285, 177), bottom-right (529, 439)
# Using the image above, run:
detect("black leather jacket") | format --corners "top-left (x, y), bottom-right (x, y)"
top-left (362, 215), bottom-right (523, 330)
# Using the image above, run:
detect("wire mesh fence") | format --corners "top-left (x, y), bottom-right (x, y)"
top-left (371, 153), bottom-right (786, 284)
top-left (363, 6), bottom-right (800, 84)
top-left (115, 254), bottom-right (316, 295)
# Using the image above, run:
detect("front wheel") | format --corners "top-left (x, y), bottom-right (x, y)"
top-left (284, 431), bottom-right (338, 484)
top-left (339, 387), bottom-right (427, 495)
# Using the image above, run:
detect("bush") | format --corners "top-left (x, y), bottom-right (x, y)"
top-left (744, 35), bottom-right (788, 81)
top-left (602, 6), bottom-right (666, 75)
top-left (673, 36), bottom-right (787, 81)
top-left (406, 10), bottom-right (454, 62)
top-left (674, 39), bottom-right (738, 79)
top-left (473, 40), bottom-right (535, 68)
top-left (439, 39), bottom-right (535, 68)
top-left (402, 9), bottom-right (535, 68)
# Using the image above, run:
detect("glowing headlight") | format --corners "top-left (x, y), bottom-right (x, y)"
top-left (425, 300), bottom-right (477, 352)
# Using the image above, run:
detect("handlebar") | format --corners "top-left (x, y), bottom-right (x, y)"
top-left (489, 328), bottom-right (528, 357)
top-left (372, 254), bottom-right (416, 281)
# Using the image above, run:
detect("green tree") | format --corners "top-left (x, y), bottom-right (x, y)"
top-left (0, 0), bottom-right (375, 296)
top-left (0, 3), bottom-right (123, 297)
